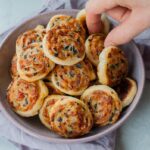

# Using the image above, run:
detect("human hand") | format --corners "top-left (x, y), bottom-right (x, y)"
top-left (86, 0), bottom-right (150, 46)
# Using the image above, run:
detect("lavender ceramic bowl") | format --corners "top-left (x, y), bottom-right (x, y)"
top-left (0, 9), bottom-right (145, 143)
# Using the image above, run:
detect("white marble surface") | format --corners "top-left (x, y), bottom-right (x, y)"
top-left (0, 0), bottom-right (150, 150)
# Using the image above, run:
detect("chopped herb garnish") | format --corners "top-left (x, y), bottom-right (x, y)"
top-left (69, 71), bottom-right (75, 77)
top-left (77, 55), bottom-right (81, 58)
top-left (121, 59), bottom-right (125, 63)
top-left (110, 63), bottom-right (119, 69)
top-left (77, 38), bottom-right (80, 43)
top-left (57, 117), bottom-right (62, 122)
top-left (109, 110), bottom-right (116, 122)
top-left (76, 63), bottom-right (82, 68)
top-left (55, 18), bottom-right (60, 21)
top-left (54, 52), bottom-right (58, 57)
top-left (38, 39), bottom-right (41, 42)
top-left (56, 81), bottom-right (60, 86)
top-left (76, 24), bottom-right (81, 31)
top-left (68, 130), bottom-right (73, 134)
top-left (43, 79), bottom-right (50, 82)
top-left (31, 39), bottom-right (35, 43)
top-left (33, 57), bottom-right (36, 61)
top-left (63, 45), bottom-right (78, 54)
top-left (54, 73), bottom-right (57, 77)
top-left (23, 98), bottom-right (28, 106)
top-left (51, 23), bottom-right (54, 27)
top-left (67, 16), bottom-right (72, 21)
top-left (94, 103), bottom-right (97, 110)
top-left (64, 45), bottom-right (70, 50)
top-left (24, 55), bottom-right (27, 59)
top-left (71, 46), bottom-right (78, 54)
top-left (33, 72), bottom-right (37, 75)
top-left (88, 38), bottom-right (92, 41)
top-left (87, 101), bottom-right (91, 106)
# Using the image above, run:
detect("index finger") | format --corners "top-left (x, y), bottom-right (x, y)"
top-left (86, 0), bottom-right (116, 33)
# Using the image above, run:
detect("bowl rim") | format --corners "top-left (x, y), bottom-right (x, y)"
top-left (0, 9), bottom-right (145, 143)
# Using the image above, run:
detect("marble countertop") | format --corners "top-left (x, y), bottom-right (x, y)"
top-left (0, 0), bottom-right (150, 150)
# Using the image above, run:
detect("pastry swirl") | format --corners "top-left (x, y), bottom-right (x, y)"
top-left (17, 43), bottom-right (55, 82)
top-left (51, 61), bottom-right (91, 95)
top-left (49, 95), bottom-right (93, 138)
top-left (43, 25), bottom-right (85, 66)
top-left (7, 78), bottom-right (48, 117)
top-left (81, 85), bottom-right (122, 126)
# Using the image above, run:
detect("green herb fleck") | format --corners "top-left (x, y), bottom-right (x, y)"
top-left (56, 81), bottom-right (60, 86)
top-left (71, 46), bottom-right (78, 54)
top-left (110, 63), bottom-right (119, 69)
top-left (69, 71), bottom-right (75, 77)
top-left (57, 117), bottom-right (62, 122)
top-left (33, 57), bottom-right (36, 61)
top-left (64, 45), bottom-right (70, 50)
top-left (51, 23), bottom-right (55, 27)
top-left (63, 45), bottom-right (78, 54)
top-left (88, 101), bottom-right (91, 106)
top-left (121, 59), bottom-right (125, 64)
top-left (31, 39), bottom-right (35, 43)
top-left (76, 63), bottom-right (82, 68)
top-left (94, 103), bottom-right (97, 110)
top-left (77, 38), bottom-right (80, 43)
top-left (54, 52), bottom-right (58, 57)
top-left (33, 72), bottom-right (37, 76)
top-left (24, 55), bottom-right (27, 59)
top-left (23, 98), bottom-right (28, 106)
top-left (67, 16), bottom-right (72, 21)
top-left (43, 79), bottom-right (50, 82)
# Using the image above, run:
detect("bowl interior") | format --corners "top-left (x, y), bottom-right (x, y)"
top-left (0, 9), bottom-right (145, 143)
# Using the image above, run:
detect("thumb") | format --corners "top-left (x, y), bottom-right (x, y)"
top-left (105, 9), bottom-right (150, 46)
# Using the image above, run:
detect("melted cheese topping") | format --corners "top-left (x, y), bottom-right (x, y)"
top-left (43, 26), bottom-right (85, 66)
top-left (85, 34), bottom-right (105, 66)
top-left (81, 85), bottom-right (122, 126)
top-left (49, 96), bottom-right (93, 138)
top-left (82, 90), bottom-right (114, 126)
top-left (39, 95), bottom-right (62, 129)
top-left (16, 26), bottom-right (46, 56)
top-left (46, 15), bottom-right (86, 40)
top-left (7, 78), bottom-right (48, 117)
top-left (17, 44), bottom-right (55, 82)
top-left (7, 79), bottom-right (39, 111)
top-left (98, 46), bottom-right (128, 86)
top-left (106, 49), bottom-right (128, 85)
top-left (51, 62), bottom-right (91, 95)
top-left (47, 15), bottom-right (74, 30)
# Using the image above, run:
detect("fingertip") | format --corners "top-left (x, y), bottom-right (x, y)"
top-left (104, 39), bottom-right (117, 47)
top-left (104, 11), bottom-right (149, 47)
top-left (86, 8), bottom-right (103, 34)
top-left (104, 33), bottom-right (122, 47)
top-left (104, 24), bottom-right (132, 47)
